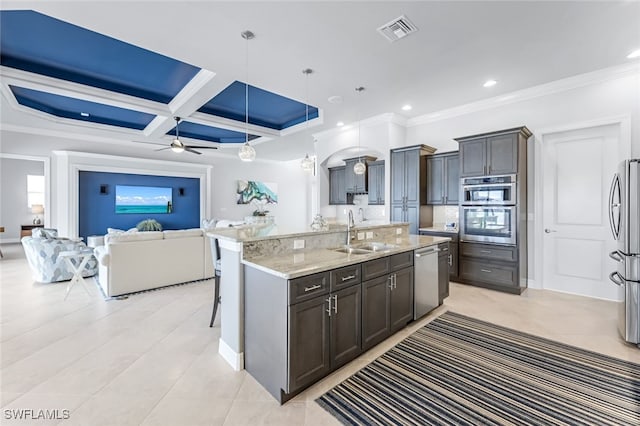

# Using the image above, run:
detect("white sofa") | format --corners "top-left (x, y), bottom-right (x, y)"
top-left (94, 228), bottom-right (214, 297)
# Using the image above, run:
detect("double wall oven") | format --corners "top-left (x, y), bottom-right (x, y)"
top-left (460, 175), bottom-right (517, 245)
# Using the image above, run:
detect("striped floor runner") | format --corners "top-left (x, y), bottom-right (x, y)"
top-left (317, 311), bottom-right (640, 426)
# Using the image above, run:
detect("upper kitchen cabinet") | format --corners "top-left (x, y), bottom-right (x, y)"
top-left (390, 145), bottom-right (436, 234)
top-left (426, 152), bottom-right (459, 205)
top-left (329, 166), bottom-right (347, 205)
top-left (367, 160), bottom-right (385, 205)
top-left (343, 156), bottom-right (377, 193)
top-left (456, 127), bottom-right (532, 177)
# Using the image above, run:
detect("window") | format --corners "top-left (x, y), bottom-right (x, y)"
top-left (27, 175), bottom-right (44, 208)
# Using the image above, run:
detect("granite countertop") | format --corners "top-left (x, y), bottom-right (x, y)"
top-left (207, 222), bottom-right (407, 243)
top-left (418, 224), bottom-right (459, 234)
top-left (242, 234), bottom-right (451, 279)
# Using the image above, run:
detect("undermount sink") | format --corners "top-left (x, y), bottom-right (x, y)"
top-left (355, 242), bottom-right (398, 252)
top-left (332, 242), bottom-right (398, 255)
top-left (333, 246), bottom-right (372, 255)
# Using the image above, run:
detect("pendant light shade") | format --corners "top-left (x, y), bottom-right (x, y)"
top-left (354, 86), bottom-right (366, 175)
top-left (239, 30), bottom-right (256, 162)
top-left (301, 153), bottom-right (314, 172)
top-left (238, 143), bottom-right (256, 162)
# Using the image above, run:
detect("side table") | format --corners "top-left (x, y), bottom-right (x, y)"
top-left (59, 249), bottom-right (94, 300)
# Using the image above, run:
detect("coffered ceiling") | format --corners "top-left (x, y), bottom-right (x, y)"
top-left (1, 1), bottom-right (639, 161)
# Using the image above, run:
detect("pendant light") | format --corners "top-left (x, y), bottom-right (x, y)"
top-left (171, 116), bottom-right (185, 153)
top-left (300, 68), bottom-right (315, 173)
top-left (353, 86), bottom-right (366, 175)
top-left (238, 30), bottom-right (256, 162)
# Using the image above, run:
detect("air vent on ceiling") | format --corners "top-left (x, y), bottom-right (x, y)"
top-left (377, 15), bottom-right (418, 42)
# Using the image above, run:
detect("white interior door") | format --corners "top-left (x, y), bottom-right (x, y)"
top-left (542, 124), bottom-right (620, 300)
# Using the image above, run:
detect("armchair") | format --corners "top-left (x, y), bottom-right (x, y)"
top-left (21, 228), bottom-right (98, 283)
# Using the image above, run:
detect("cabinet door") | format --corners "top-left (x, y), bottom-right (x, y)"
top-left (444, 154), bottom-right (460, 205)
top-left (405, 204), bottom-right (419, 235)
top-left (438, 245), bottom-right (450, 303)
top-left (390, 204), bottom-right (405, 224)
top-left (367, 163), bottom-right (381, 205)
top-left (487, 133), bottom-right (517, 175)
top-left (288, 295), bottom-right (331, 392)
top-left (426, 156), bottom-right (444, 205)
top-left (404, 149), bottom-right (421, 204)
top-left (362, 275), bottom-right (391, 351)
top-left (390, 267), bottom-right (414, 333)
top-left (377, 162), bottom-right (385, 204)
top-left (449, 240), bottom-right (459, 279)
top-left (329, 167), bottom-right (346, 205)
top-left (344, 161), bottom-right (356, 193)
top-left (390, 151), bottom-right (405, 204)
top-left (330, 285), bottom-right (362, 369)
top-left (459, 139), bottom-right (487, 177)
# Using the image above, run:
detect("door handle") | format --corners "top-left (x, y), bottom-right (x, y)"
top-left (448, 254), bottom-right (453, 266)
top-left (609, 271), bottom-right (625, 287)
top-left (609, 251), bottom-right (624, 262)
top-left (341, 274), bottom-right (356, 282)
top-left (388, 275), bottom-right (394, 289)
top-left (333, 294), bottom-right (338, 314)
top-left (326, 297), bottom-right (332, 316)
top-left (544, 229), bottom-right (557, 233)
top-left (304, 284), bottom-right (322, 292)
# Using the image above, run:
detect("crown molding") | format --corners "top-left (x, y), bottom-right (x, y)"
top-left (407, 62), bottom-right (640, 127)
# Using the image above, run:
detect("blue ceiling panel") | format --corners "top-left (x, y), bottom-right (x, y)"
top-left (0, 10), bottom-right (200, 104)
top-left (169, 121), bottom-right (259, 144)
top-left (10, 85), bottom-right (155, 130)
top-left (198, 81), bottom-right (319, 130)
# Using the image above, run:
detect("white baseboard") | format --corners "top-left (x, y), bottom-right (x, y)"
top-left (218, 338), bottom-right (244, 371)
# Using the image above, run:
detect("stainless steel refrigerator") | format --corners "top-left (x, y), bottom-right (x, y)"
top-left (609, 158), bottom-right (640, 346)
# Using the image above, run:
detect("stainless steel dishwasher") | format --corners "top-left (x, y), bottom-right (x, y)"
top-left (414, 246), bottom-right (440, 319)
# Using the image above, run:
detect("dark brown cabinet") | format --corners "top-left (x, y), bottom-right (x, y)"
top-left (390, 145), bottom-right (436, 234)
top-left (329, 166), bottom-right (346, 205)
top-left (437, 242), bottom-right (450, 303)
top-left (330, 284), bottom-right (362, 369)
top-left (458, 242), bottom-right (521, 293)
top-left (362, 252), bottom-right (414, 351)
top-left (426, 152), bottom-right (459, 205)
top-left (419, 230), bottom-right (458, 280)
top-left (367, 160), bottom-right (385, 205)
top-left (456, 127), bottom-right (531, 178)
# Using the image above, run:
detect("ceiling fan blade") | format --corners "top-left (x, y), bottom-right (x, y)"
top-left (186, 145), bottom-right (218, 150)
top-left (184, 147), bottom-right (202, 155)
top-left (154, 147), bottom-right (171, 152)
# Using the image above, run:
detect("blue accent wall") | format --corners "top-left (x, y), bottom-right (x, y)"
top-left (79, 171), bottom-right (200, 240)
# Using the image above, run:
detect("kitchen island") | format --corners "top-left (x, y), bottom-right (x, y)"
top-left (207, 222), bottom-right (449, 402)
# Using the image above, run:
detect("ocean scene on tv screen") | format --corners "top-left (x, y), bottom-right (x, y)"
top-left (115, 185), bottom-right (173, 214)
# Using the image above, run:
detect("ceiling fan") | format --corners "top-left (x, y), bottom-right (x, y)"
top-left (155, 117), bottom-right (218, 155)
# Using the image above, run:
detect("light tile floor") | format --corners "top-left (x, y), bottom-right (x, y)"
top-left (1, 242), bottom-right (638, 425)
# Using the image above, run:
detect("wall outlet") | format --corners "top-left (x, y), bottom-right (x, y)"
top-left (396, 228), bottom-right (402, 235)
top-left (293, 253), bottom-right (305, 263)
top-left (357, 232), bottom-right (365, 240)
top-left (293, 239), bottom-right (305, 249)
top-left (366, 231), bottom-right (373, 239)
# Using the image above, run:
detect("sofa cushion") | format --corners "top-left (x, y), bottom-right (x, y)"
top-left (32, 228), bottom-right (58, 239)
top-left (163, 229), bottom-right (203, 239)
top-left (105, 231), bottom-right (163, 244)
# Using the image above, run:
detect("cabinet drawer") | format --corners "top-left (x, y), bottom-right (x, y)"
top-left (289, 272), bottom-right (330, 305)
top-left (460, 242), bottom-right (517, 262)
top-left (459, 258), bottom-right (518, 287)
top-left (362, 257), bottom-right (390, 281)
top-left (330, 264), bottom-right (362, 291)
top-left (390, 251), bottom-right (413, 271)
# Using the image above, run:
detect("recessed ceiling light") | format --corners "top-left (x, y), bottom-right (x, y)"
top-left (328, 95), bottom-right (343, 104)
top-left (80, 112), bottom-right (90, 117)
top-left (401, 104), bottom-right (412, 111)
top-left (627, 49), bottom-right (640, 59)
top-left (336, 121), bottom-right (344, 127)
top-left (483, 79), bottom-right (497, 88)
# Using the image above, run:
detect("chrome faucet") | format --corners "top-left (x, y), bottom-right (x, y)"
top-left (358, 208), bottom-right (364, 223)
top-left (347, 209), bottom-right (355, 244)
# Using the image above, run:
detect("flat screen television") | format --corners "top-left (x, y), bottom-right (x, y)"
top-left (115, 185), bottom-right (173, 214)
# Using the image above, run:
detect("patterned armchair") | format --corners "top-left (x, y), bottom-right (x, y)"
top-left (21, 228), bottom-right (98, 283)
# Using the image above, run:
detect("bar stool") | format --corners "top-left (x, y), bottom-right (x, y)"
top-left (209, 238), bottom-right (221, 327)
